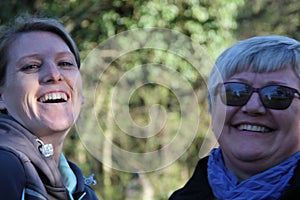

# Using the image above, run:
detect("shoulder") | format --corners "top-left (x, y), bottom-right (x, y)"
top-left (83, 185), bottom-right (99, 200)
top-left (169, 157), bottom-right (214, 200)
top-left (0, 148), bottom-right (26, 178)
top-left (0, 148), bottom-right (26, 199)
top-left (279, 160), bottom-right (300, 199)
top-left (68, 161), bottom-right (99, 200)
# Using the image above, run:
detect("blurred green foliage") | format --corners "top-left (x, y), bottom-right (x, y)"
top-left (1, 0), bottom-right (299, 199)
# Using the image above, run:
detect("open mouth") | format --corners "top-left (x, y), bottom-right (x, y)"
top-left (236, 124), bottom-right (272, 133)
top-left (38, 92), bottom-right (68, 103)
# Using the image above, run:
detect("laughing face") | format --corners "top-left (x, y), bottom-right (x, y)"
top-left (0, 31), bottom-right (83, 138)
top-left (212, 68), bottom-right (300, 179)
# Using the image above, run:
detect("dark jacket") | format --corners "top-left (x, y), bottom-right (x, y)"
top-left (0, 114), bottom-right (98, 200)
top-left (169, 157), bottom-right (300, 200)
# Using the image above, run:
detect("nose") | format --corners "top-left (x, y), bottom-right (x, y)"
top-left (40, 62), bottom-right (63, 83)
top-left (242, 92), bottom-right (266, 115)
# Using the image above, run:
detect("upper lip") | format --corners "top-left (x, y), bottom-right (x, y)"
top-left (38, 91), bottom-right (69, 103)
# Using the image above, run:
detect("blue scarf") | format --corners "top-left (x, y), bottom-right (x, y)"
top-left (207, 148), bottom-right (300, 200)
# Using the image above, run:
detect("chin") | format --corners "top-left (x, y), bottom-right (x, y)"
top-left (232, 149), bottom-right (267, 161)
top-left (44, 119), bottom-right (74, 133)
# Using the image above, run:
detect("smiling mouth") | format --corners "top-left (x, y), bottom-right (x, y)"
top-left (38, 92), bottom-right (68, 103)
top-left (236, 124), bottom-right (271, 133)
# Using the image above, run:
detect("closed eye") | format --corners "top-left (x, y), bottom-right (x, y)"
top-left (59, 61), bottom-right (76, 68)
top-left (20, 64), bottom-right (40, 72)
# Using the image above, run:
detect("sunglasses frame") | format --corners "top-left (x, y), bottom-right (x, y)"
top-left (218, 82), bottom-right (300, 110)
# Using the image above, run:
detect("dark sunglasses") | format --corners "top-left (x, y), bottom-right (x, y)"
top-left (218, 82), bottom-right (300, 110)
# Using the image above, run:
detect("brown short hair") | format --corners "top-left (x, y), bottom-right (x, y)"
top-left (0, 13), bottom-right (80, 86)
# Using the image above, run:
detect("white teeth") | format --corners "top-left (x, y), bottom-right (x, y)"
top-left (237, 124), bottom-right (270, 132)
top-left (39, 92), bottom-right (67, 103)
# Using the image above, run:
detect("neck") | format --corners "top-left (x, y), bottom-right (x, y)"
top-left (222, 153), bottom-right (282, 182)
top-left (39, 133), bottom-right (66, 164)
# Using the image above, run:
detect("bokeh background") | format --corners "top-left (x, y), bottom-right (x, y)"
top-left (1, 0), bottom-right (299, 199)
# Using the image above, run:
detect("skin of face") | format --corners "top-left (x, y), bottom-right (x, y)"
top-left (211, 68), bottom-right (300, 181)
top-left (0, 31), bottom-right (83, 144)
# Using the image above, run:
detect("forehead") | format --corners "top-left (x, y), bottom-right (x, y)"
top-left (8, 31), bottom-right (71, 59)
top-left (226, 68), bottom-right (300, 87)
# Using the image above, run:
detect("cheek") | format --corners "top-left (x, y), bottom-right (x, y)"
top-left (74, 78), bottom-right (83, 103)
top-left (3, 74), bottom-right (39, 111)
top-left (71, 72), bottom-right (82, 91)
top-left (3, 82), bottom-right (25, 102)
top-left (66, 72), bottom-right (82, 99)
top-left (281, 105), bottom-right (300, 131)
top-left (211, 99), bottom-right (228, 138)
top-left (71, 74), bottom-right (83, 112)
top-left (2, 84), bottom-right (33, 117)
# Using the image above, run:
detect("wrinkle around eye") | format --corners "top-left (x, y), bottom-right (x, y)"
top-left (58, 61), bottom-right (75, 68)
top-left (19, 64), bottom-right (40, 73)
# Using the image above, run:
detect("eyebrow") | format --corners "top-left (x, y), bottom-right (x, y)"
top-left (15, 54), bottom-right (42, 65)
top-left (55, 51), bottom-right (76, 58)
top-left (15, 51), bottom-right (75, 67)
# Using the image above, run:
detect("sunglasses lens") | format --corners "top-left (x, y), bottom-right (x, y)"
top-left (260, 86), bottom-right (295, 109)
top-left (220, 83), bottom-right (252, 106)
top-left (219, 83), bottom-right (297, 110)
